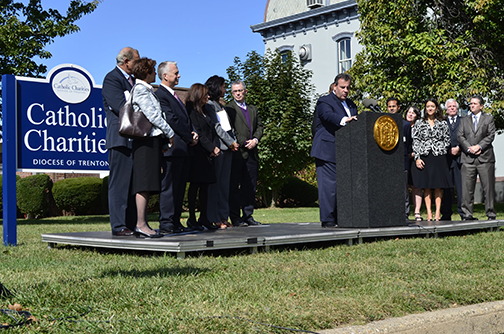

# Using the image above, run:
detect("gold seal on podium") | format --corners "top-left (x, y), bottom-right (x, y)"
top-left (373, 115), bottom-right (399, 151)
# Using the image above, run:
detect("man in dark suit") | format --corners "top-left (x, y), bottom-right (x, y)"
top-left (155, 61), bottom-right (199, 234)
top-left (457, 95), bottom-right (496, 220)
top-left (440, 99), bottom-right (464, 220)
top-left (226, 81), bottom-right (264, 227)
top-left (102, 47), bottom-right (140, 236)
top-left (311, 73), bottom-right (358, 227)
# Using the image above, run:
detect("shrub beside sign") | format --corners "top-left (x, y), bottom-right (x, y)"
top-left (2, 64), bottom-right (108, 245)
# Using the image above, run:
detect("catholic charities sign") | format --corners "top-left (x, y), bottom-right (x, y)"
top-left (7, 64), bottom-right (108, 171)
top-left (2, 64), bottom-right (108, 245)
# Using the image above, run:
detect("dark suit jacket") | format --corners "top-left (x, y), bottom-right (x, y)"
top-left (447, 116), bottom-right (462, 167)
top-left (102, 67), bottom-right (133, 150)
top-left (310, 93), bottom-right (358, 163)
top-left (154, 85), bottom-right (194, 157)
top-left (226, 100), bottom-right (264, 160)
top-left (458, 112), bottom-right (495, 164)
top-left (188, 105), bottom-right (219, 183)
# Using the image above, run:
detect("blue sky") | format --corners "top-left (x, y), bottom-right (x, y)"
top-left (39, 0), bottom-right (267, 87)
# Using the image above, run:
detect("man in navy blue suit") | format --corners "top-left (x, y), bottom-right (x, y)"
top-left (441, 99), bottom-right (464, 220)
top-left (102, 47), bottom-right (140, 236)
top-left (155, 61), bottom-right (199, 234)
top-left (311, 73), bottom-right (358, 227)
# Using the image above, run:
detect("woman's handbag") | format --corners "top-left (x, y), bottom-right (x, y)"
top-left (118, 85), bottom-right (152, 139)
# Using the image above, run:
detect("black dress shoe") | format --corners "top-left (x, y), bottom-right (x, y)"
top-left (321, 222), bottom-right (337, 228)
top-left (232, 221), bottom-right (248, 227)
top-left (186, 220), bottom-right (204, 231)
top-left (134, 227), bottom-right (163, 238)
top-left (199, 219), bottom-right (218, 230)
top-left (440, 216), bottom-right (452, 221)
top-left (462, 216), bottom-right (478, 221)
top-left (186, 218), bottom-right (204, 231)
top-left (113, 228), bottom-right (134, 236)
top-left (244, 217), bottom-right (261, 225)
top-left (488, 216), bottom-right (497, 220)
top-left (172, 226), bottom-right (193, 233)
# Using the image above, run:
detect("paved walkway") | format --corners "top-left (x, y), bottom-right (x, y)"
top-left (322, 300), bottom-right (504, 334)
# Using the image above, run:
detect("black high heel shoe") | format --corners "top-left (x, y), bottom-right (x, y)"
top-left (134, 226), bottom-right (162, 238)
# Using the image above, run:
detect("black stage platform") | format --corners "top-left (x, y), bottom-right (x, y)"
top-left (41, 219), bottom-right (504, 259)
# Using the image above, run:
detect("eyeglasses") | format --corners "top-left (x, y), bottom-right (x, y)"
top-left (231, 89), bottom-right (245, 93)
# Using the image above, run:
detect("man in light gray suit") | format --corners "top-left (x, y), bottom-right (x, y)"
top-left (457, 95), bottom-right (496, 220)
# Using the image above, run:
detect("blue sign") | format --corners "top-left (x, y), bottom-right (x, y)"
top-left (2, 64), bottom-right (108, 246)
top-left (16, 64), bottom-right (108, 171)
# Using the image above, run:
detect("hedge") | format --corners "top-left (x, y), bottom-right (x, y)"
top-left (52, 177), bottom-right (104, 215)
top-left (16, 174), bottom-right (56, 218)
top-left (278, 176), bottom-right (319, 207)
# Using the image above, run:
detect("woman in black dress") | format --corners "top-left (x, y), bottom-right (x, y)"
top-left (404, 106), bottom-right (423, 222)
top-left (186, 84), bottom-right (220, 230)
top-left (130, 58), bottom-right (174, 238)
top-left (412, 98), bottom-right (452, 221)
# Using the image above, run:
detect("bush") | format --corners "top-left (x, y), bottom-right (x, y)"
top-left (148, 194), bottom-right (160, 213)
top-left (278, 176), bottom-right (318, 208)
top-left (294, 162), bottom-right (317, 187)
top-left (16, 174), bottom-right (56, 218)
top-left (101, 175), bottom-right (109, 213)
top-left (52, 177), bottom-right (104, 215)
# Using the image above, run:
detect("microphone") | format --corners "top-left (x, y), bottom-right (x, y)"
top-left (362, 98), bottom-right (382, 113)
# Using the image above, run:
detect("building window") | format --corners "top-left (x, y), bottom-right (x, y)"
top-left (307, 0), bottom-right (324, 9)
top-left (281, 52), bottom-right (289, 63)
top-left (337, 38), bottom-right (351, 73)
top-left (277, 45), bottom-right (294, 63)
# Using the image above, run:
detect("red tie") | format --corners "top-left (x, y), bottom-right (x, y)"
top-left (128, 76), bottom-right (134, 86)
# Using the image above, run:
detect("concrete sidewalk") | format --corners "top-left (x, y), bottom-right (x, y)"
top-left (322, 300), bottom-right (504, 334)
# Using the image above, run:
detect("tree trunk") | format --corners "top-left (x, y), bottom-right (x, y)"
top-left (269, 189), bottom-right (278, 208)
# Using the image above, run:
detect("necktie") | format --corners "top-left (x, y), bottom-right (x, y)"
top-left (450, 117), bottom-right (455, 129)
top-left (473, 115), bottom-right (478, 131)
top-left (128, 76), bottom-right (134, 87)
top-left (174, 92), bottom-right (185, 108)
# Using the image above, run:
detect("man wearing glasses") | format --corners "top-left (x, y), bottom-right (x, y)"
top-left (226, 81), bottom-right (264, 227)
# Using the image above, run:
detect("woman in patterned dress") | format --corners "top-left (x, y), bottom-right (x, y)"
top-left (412, 98), bottom-right (453, 221)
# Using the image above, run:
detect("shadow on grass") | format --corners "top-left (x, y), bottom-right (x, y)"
top-left (1, 215), bottom-right (110, 226)
top-left (100, 266), bottom-right (211, 278)
top-left (0, 213), bottom-right (166, 226)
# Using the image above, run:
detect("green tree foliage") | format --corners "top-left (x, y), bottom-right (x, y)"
top-left (0, 0), bottom-right (99, 77)
top-left (226, 49), bottom-right (315, 206)
top-left (350, 0), bottom-right (504, 130)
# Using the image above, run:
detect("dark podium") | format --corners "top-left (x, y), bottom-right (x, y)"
top-left (335, 111), bottom-right (405, 228)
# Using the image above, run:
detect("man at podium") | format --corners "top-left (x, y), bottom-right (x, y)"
top-left (310, 73), bottom-right (358, 227)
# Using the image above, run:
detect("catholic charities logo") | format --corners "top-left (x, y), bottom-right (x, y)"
top-left (52, 69), bottom-right (91, 104)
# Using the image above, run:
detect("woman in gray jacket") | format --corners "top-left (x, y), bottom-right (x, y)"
top-left (130, 58), bottom-right (174, 238)
top-left (204, 76), bottom-right (239, 229)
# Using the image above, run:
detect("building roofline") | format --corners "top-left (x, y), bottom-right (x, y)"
top-left (264, 0), bottom-right (270, 22)
top-left (251, 0), bottom-right (357, 32)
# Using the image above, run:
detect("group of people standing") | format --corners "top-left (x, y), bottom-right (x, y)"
top-left (102, 47), bottom-right (263, 238)
top-left (397, 96), bottom-right (496, 223)
top-left (312, 72), bottom-right (497, 228)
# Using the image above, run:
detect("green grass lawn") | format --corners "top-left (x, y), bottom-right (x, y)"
top-left (0, 204), bottom-right (503, 333)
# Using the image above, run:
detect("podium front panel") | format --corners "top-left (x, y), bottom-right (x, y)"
top-left (335, 112), bottom-right (405, 228)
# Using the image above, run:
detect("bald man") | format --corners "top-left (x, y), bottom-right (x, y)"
top-left (102, 47), bottom-right (140, 236)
